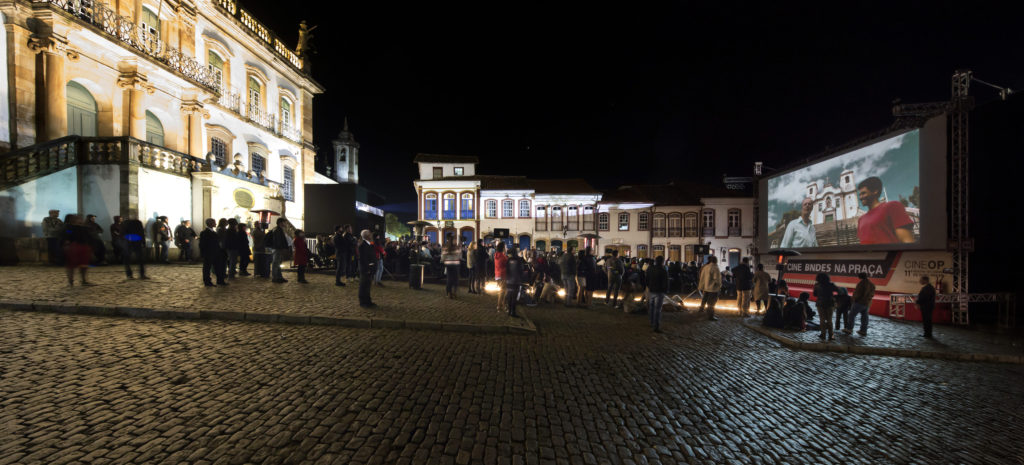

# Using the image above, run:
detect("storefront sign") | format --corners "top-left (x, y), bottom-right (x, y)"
top-left (782, 251), bottom-right (952, 293)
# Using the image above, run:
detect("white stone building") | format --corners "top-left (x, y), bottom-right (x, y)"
top-left (0, 0), bottom-right (322, 262)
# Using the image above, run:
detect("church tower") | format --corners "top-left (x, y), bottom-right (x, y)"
top-left (332, 118), bottom-right (360, 184)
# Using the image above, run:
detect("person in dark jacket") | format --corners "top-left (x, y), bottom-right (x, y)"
top-left (917, 276), bottom-right (936, 338)
top-left (271, 218), bottom-right (290, 283)
top-left (605, 252), bottom-right (624, 307)
top-left (174, 220), bottom-right (197, 263)
top-left (358, 229), bottom-right (376, 307)
top-left (199, 218), bottom-right (226, 286)
top-left (647, 256), bottom-right (670, 332)
top-left (236, 224), bottom-right (251, 276)
top-left (505, 248), bottom-right (525, 317)
top-left (834, 286), bottom-right (852, 332)
top-left (216, 218), bottom-right (229, 278)
top-left (733, 257), bottom-right (754, 317)
top-left (559, 250), bottom-right (577, 307)
top-left (122, 214), bottom-right (148, 280)
top-left (251, 224), bottom-right (267, 278)
top-left (84, 214), bottom-right (106, 265)
top-left (153, 216), bottom-right (171, 264)
top-left (61, 214), bottom-right (93, 286)
top-left (109, 215), bottom-right (124, 263)
top-left (813, 273), bottom-right (837, 341)
top-left (225, 218), bottom-right (240, 278)
top-left (333, 225), bottom-right (350, 286)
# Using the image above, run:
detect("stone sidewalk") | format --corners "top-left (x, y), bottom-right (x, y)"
top-left (742, 312), bottom-right (1024, 363)
top-left (0, 264), bottom-right (534, 334)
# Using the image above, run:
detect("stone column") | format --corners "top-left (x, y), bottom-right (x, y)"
top-left (181, 99), bottom-right (207, 157)
top-left (28, 34), bottom-right (70, 141)
top-left (117, 64), bottom-right (153, 139)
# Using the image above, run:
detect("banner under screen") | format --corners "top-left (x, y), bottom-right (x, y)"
top-left (766, 129), bottom-right (921, 249)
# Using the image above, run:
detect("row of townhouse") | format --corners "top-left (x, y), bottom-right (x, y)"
top-left (0, 0), bottom-right (322, 261)
top-left (412, 155), bottom-right (754, 270)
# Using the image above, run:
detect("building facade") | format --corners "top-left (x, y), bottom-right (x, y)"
top-left (0, 0), bottom-right (322, 261)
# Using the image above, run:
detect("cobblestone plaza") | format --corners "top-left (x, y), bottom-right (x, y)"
top-left (1, 266), bottom-right (1023, 464)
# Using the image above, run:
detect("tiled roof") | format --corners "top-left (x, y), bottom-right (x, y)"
top-left (602, 182), bottom-right (746, 205)
top-left (436, 175), bottom-right (532, 190)
top-left (413, 153), bottom-right (480, 164)
top-left (528, 178), bottom-right (599, 194)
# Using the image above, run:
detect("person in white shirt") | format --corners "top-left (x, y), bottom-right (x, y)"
top-left (780, 197), bottom-right (818, 248)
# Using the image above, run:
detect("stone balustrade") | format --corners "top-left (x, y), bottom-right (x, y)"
top-left (211, 0), bottom-right (304, 72)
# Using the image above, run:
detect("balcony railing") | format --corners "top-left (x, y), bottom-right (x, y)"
top-left (702, 227), bottom-right (715, 236)
top-left (668, 227), bottom-right (682, 237)
top-left (583, 220), bottom-right (594, 231)
top-left (206, 81), bottom-right (300, 142)
top-left (42, 0), bottom-right (218, 91)
top-left (442, 210), bottom-right (456, 220)
top-left (211, 0), bottom-right (303, 71)
top-left (424, 211), bottom-right (437, 220)
top-left (460, 210), bottom-right (475, 220)
top-left (684, 227), bottom-right (698, 237)
top-left (728, 226), bottom-right (742, 236)
top-left (653, 227), bottom-right (666, 238)
top-left (535, 219), bottom-right (547, 231)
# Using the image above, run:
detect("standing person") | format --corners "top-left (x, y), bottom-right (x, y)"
top-left (698, 256), bottom-right (722, 321)
top-left (505, 248), bottom-right (524, 317)
top-left (620, 262), bottom-right (640, 311)
top-left (216, 219), bottom-right (229, 278)
top-left (236, 224), bottom-right (251, 276)
top-left (225, 219), bottom-right (240, 279)
top-left (152, 216), bottom-right (171, 264)
top-left (834, 287), bottom-right (851, 332)
top-left (374, 235), bottom-right (386, 286)
top-left (917, 276), bottom-right (936, 338)
top-left (333, 225), bottom-right (351, 286)
top-left (476, 240), bottom-right (489, 293)
top-left (199, 218), bottom-right (226, 287)
top-left (582, 248), bottom-right (598, 308)
top-left (466, 240), bottom-right (478, 294)
top-left (121, 214), bottom-right (148, 280)
top-left (813, 273), bottom-right (838, 341)
top-left (84, 214), bottom-right (106, 264)
top-left (109, 216), bottom-right (124, 263)
top-left (270, 218), bottom-right (290, 283)
top-left (357, 229), bottom-right (376, 307)
top-left (293, 229), bottom-right (310, 283)
top-left (753, 263), bottom-right (772, 314)
top-left (251, 223), bottom-right (267, 278)
top-left (647, 255), bottom-right (669, 333)
top-left (442, 239), bottom-right (461, 299)
top-left (605, 251), bottom-right (624, 307)
top-left (61, 214), bottom-right (93, 286)
top-left (733, 257), bottom-right (754, 317)
top-left (42, 210), bottom-right (64, 265)
top-left (493, 242), bottom-right (508, 311)
top-left (558, 249), bottom-right (577, 307)
top-left (174, 220), bottom-right (197, 263)
top-left (846, 272), bottom-right (875, 336)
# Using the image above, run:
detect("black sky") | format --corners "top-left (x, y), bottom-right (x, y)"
top-left (246, 1), bottom-right (1023, 216)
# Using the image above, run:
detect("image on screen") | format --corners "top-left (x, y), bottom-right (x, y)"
top-left (766, 129), bottom-right (921, 249)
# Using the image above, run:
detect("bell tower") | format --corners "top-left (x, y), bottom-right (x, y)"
top-left (332, 118), bottom-right (360, 184)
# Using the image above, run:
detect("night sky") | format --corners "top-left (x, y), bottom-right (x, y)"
top-left (246, 1), bottom-right (1023, 218)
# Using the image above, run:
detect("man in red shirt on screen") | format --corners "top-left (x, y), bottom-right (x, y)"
top-left (856, 176), bottom-right (916, 244)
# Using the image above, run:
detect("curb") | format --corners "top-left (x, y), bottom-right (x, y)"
top-left (0, 300), bottom-right (537, 335)
top-left (741, 318), bottom-right (1024, 364)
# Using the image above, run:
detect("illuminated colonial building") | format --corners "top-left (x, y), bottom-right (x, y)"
top-left (0, 0), bottom-right (322, 261)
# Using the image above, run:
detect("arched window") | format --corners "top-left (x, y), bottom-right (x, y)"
top-left (460, 193), bottom-right (474, 219)
top-left (519, 199), bottom-right (531, 218)
top-left (551, 206), bottom-right (562, 230)
top-left (638, 212), bottom-right (650, 231)
top-left (424, 193), bottom-right (438, 220)
top-left (652, 245), bottom-right (665, 259)
top-left (668, 213), bottom-right (682, 237)
top-left (145, 111), bottom-right (164, 146)
top-left (535, 205), bottom-right (547, 231)
top-left (702, 209), bottom-right (715, 236)
top-left (282, 167), bottom-right (294, 201)
top-left (728, 209), bottom-right (742, 236)
top-left (208, 50), bottom-right (225, 88)
top-left (566, 206), bottom-right (578, 231)
top-left (210, 137), bottom-right (227, 167)
top-left (442, 193), bottom-right (456, 219)
top-left (502, 199), bottom-right (514, 218)
top-left (617, 212), bottom-right (629, 231)
top-left (684, 212), bottom-right (698, 237)
top-left (652, 213), bottom-right (666, 237)
top-left (598, 213), bottom-right (609, 231)
top-left (486, 200), bottom-right (497, 218)
top-left (636, 244), bottom-right (648, 259)
top-left (66, 81), bottom-right (97, 137)
top-left (583, 206), bottom-right (594, 230)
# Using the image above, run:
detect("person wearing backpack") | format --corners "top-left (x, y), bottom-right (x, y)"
top-left (813, 273), bottom-right (838, 341)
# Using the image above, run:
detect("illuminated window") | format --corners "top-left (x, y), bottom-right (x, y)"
top-left (460, 193), bottom-right (474, 219)
top-left (248, 77), bottom-right (262, 114)
top-left (684, 212), bottom-right (698, 237)
top-left (486, 200), bottom-right (497, 218)
top-left (454, 167), bottom-right (464, 176)
top-left (535, 206), bottom-right (547, 231)
top-left (551, 206), bottom-right (562, 230)
top-left (638, 212), bottom-right (650, 231)
top-left (583, 206), bottom-right (594, 230)
top-left (618, 212), bottom-right (629, 231)
top-left (280, 97), bottom-right (292, 126)
top-left (728, 209), bottom-right (741, 236)
top-left (502, 199), bottom-right (514, 218)
top-left (566, 206), bottom-right (578, 230)
top-left (668, 213), bottom-right (682, 237)
top-left (443, 193), bottom-right (456, 220)
top-left (424, 194), bottom-right (438, 220)
top-left (140, 7), bottom-right (160, 38)
top-left (283, 167), bottom-right (294, 201)
top-left (519, 200), bottom-right (530, 218)
top-left (211, 138), bottom-right (227, 167)
top-left (702, 209), bottom-right (715, 236)
top-left (598, 213), bottom-right (609, 231)
top-left (652, 213), bottom-right (666, 237)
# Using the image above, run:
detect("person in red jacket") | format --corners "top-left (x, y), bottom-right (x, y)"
top-left (293, 229), bottom-right (310, 283)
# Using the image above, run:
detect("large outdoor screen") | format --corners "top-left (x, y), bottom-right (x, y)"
top-left (762, 116), bottom-right (946, 252)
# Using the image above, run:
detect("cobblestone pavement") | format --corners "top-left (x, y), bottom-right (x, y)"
top-left (749, 311), bottom-right (1024, 358)
top-left (3, 305), bottom-right (1024, 465)
top-left (0, 265), bottom-right (522, 327)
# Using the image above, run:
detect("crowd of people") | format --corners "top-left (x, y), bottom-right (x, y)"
top-left (41, 210), bottom-right (940, 337)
